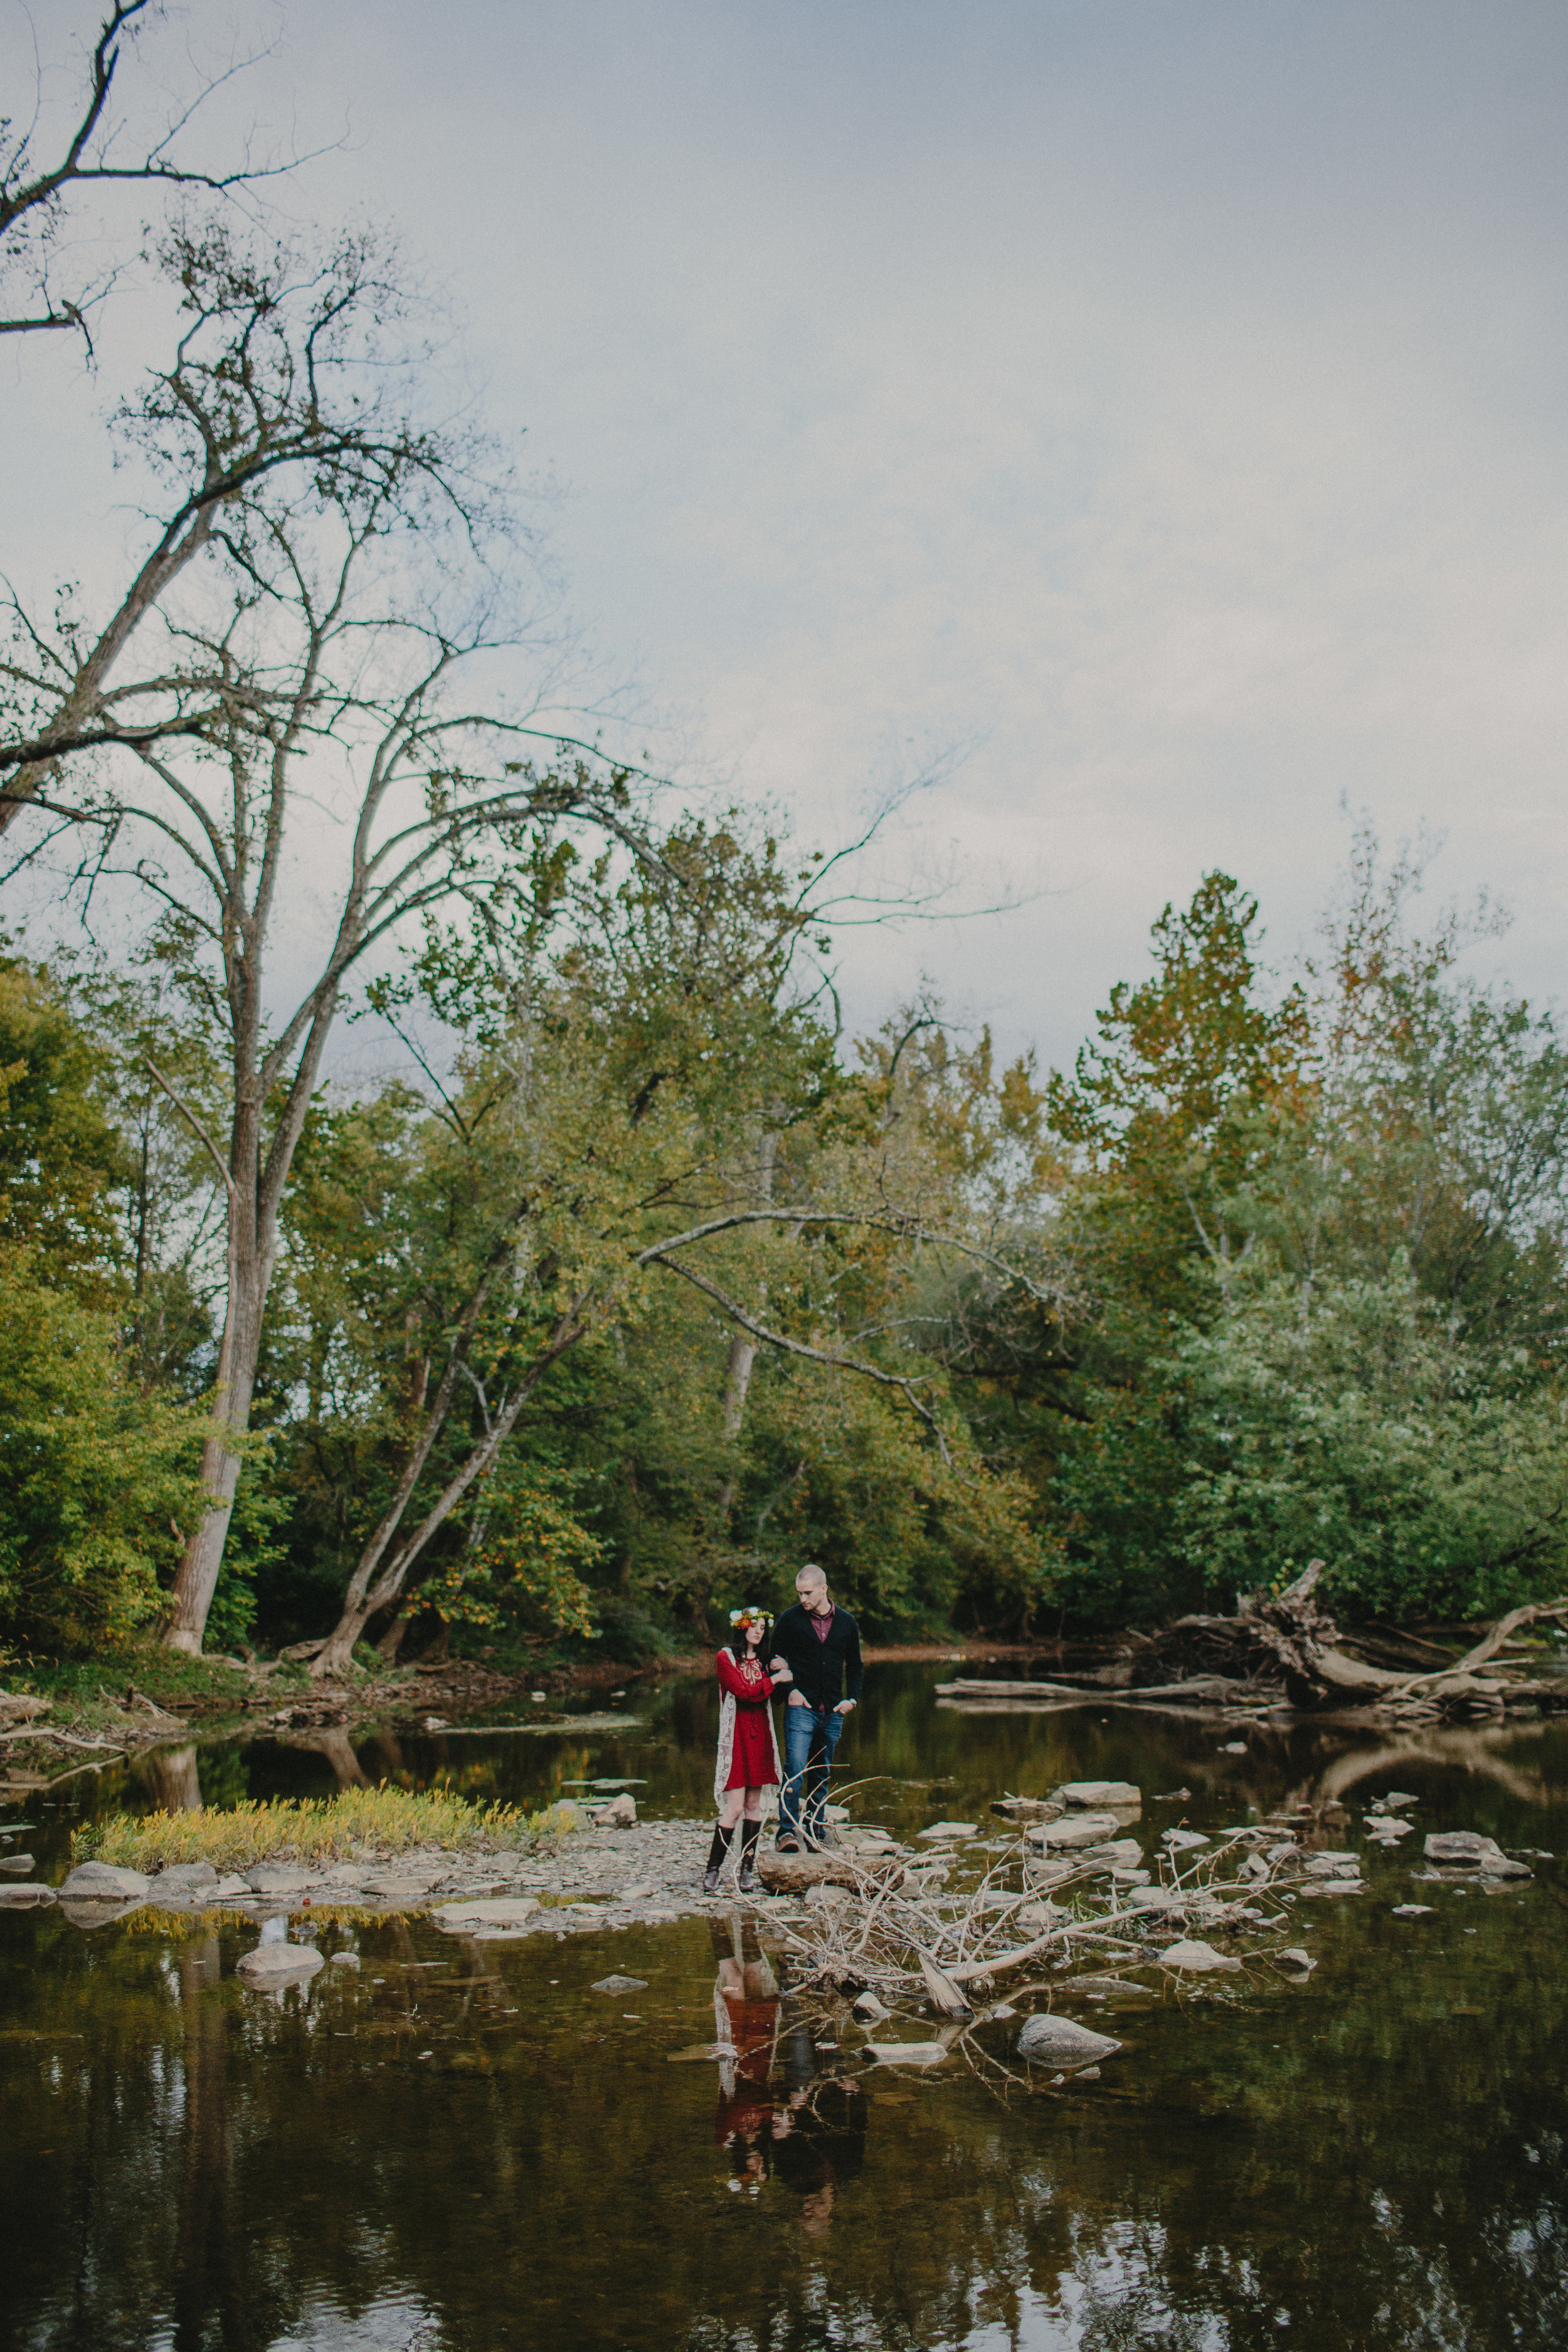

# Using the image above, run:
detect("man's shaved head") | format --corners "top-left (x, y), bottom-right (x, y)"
top-left (796, 1564), bottom-right (827, 1594)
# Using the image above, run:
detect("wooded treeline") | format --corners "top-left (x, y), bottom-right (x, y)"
top-left (5, 9), bottom-right (1568, 1669)
top-left (8, 829), bottom-right (1568, 1665)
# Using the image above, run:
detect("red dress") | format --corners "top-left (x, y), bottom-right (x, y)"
top-left (716, 1650), bottom-right (778, 1788)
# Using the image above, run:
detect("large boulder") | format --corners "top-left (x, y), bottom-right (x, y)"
top-left (236, 1940), bottom-right (324, 1984)
top-left (60, 1862), bottom-right (151, 1900)
top-left (1017, 2014), bottom-right (1122, 2067)
top-left (1424, 1831), bottom-right (1530, 1878)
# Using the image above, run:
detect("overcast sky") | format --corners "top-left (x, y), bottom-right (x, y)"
top-left (7, 1), bottom-right (1568, 1072)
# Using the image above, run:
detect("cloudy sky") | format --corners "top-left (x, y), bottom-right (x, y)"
top-left (8, 1), bottom-right (1568, 1070)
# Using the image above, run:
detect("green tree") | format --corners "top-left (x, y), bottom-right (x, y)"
top-left (0, 1250), bottom-right (208, 1654)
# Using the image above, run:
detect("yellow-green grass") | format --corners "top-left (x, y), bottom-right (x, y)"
top-left (74, 1786), bottom-right (583, 1873)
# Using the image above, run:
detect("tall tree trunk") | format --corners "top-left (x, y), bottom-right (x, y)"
top-left (714, 1128), bottom-right (775, 1525)
top-left (162, 1236), bottom-right (273, 1653)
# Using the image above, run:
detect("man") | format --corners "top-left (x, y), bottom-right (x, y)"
top-left (769, 1563), bottom-right (862, 1851)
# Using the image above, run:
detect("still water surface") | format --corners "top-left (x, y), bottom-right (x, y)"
top-left (3, 1665), bottom-right (1565, 2351)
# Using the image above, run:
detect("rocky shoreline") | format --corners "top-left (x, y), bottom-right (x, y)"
top-left (0, 1810), bottom-right (899, 1944)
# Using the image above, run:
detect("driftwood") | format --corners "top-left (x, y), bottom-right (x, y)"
top-left (944, 1569), bottom-right (1568, 1724)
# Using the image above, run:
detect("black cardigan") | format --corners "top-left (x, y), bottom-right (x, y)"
top-left (771, 1602), bottom-right (864, 1711)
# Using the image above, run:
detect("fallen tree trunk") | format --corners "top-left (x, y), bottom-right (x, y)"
top-left (1044, 1569), bottom-right (1568, 1721)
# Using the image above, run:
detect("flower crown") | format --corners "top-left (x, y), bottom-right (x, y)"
top-left (728, 1606), bottom-right (768, 1628)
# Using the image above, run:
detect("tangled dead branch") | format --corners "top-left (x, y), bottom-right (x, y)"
top-left (938, 1567), bottom-right (1568, 1725)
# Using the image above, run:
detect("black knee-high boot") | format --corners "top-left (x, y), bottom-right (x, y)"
top-left (737, 1819), bottom-right (761, 1892)
top-left (704, 1822), bottom-right (734, 1893)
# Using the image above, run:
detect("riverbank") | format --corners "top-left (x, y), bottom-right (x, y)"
top-left (0, 1637), bottom-right (1078, 1788)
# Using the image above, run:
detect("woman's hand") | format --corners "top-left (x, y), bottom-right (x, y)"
top-left (769, 1658), bottom-right (792, 1683)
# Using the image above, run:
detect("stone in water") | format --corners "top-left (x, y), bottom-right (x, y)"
top-left (1158, 1939), bottom-right (1242, 1974)
top-left (864, 2040), bottom-right (953, 2067)
top-left (1017, 2014), bottom-right (1122, 2066)
top-left (237, 1941), bottom-right (324, 1984)
top-left (1392, 1904), bottom-right (1435, 1918)
top-left (1054, 1781), bottom-right (1140, 1809)
top-left (1274, 1947), bottom-right (1315, 1971)
top-left (61, 1862), bottom-right (151, 1900)
top-left (433, 1898), bottom-right (541, 1932)
top-left (918, 1821), bottom-right (977, 1840)
top-left (1161, 1830), bottom-right (1210, 1853)
top-left (1029, 1813), bottom-right (1122, 1850)
top-left (591, 1974), bottom-right (648, 1994)
top-left (1424, 1832), bottom-right (1530, 1878)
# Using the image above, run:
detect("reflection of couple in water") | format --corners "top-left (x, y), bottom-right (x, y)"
top-left (710, 1915), bottom-right (866, 2233)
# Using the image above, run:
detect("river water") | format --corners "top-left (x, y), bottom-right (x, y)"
top-left (3, 1664), bottom-right (1565, 2351)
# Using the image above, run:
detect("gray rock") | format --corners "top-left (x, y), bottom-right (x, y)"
top-left (1160, 1830), bottom-right (1210, 1853)
top-left (433, 1897), bottom-right (541, 1931)
top-left (152, 1862), bottom-right (220, 1892)
top-left (917, 1820), bottom-right (978, 1840)
top-left (329, 1950), bottom-right (361, 1967)
top-left (590, 1974), bottom-right (648, 1993)
top-left (60, 1862), bottom-right (151, 1899)
top-left (1424, 1831), bottom-right (1530, 1877)
top-left (589, 1793), bottom-right (637, 1827)
top-left (1029, 1812), bottom-right (1122, 1850)
top-left (1055, 1781), bottom-right (1141, 1810)
top-left (863, 2039), bottom-right (953, 2067)
top-left (1274, 1947), bottom-right (1315, 1971)
top-left (852, 1989), bottom-right (891, 2023)
top-left (244, 1867), bottom-right (317, 1895)
top-left (0, 1853), bottom-right (35, 1873)
top-left (0, 1882), bottom-right (55, 1907)
top-left (1083, 1838), bottom-right (1143, 1868)
top-left (60, 1897), bottom-right (146, 1929)
top-left (1391, 1904), bottom-right (1435, 1918)
top-left (236, 1940), bottom-right (324, 1984)
top-left (1129, 1886), bottom-right (1186, 1914)
top-left (1017, 2013), bottom-right (1123, 2066)
top-left (211, 1875), bottom-right (254, 1900)
top-left (1158, 1938), bottom-right (1242, 1974)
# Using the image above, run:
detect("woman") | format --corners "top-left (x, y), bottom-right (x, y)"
top-left (705, 1606), bottom-right (790, 1892)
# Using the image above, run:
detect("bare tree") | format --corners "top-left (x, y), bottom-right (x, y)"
top-left (1, 1), bottom-right (310, 346)
top-left (2, 219), bottom-right (650, 1655)
top-left (0, 216), bottom-right (457, 839)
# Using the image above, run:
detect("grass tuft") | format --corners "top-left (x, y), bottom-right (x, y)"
top-left (70, 1784), bottom-right (575, 1872)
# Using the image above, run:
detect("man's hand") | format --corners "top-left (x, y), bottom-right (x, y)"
top-left (769, 1656), bottom-right (792, 1682)
top-left (787, 1690), bottom-right (810, 1708)
top-left (834, 1699), bottom-right (855, 1715)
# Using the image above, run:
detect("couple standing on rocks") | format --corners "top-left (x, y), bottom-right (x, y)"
top-left (703, 1563), bottom-right (863, 1893)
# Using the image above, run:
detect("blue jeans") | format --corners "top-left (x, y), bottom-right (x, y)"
top-left (778, 1703), bottom-right (844, 1843)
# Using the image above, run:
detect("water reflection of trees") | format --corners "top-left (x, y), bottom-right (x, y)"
top-left (9, 1678), bottom-right (1568, 2350)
